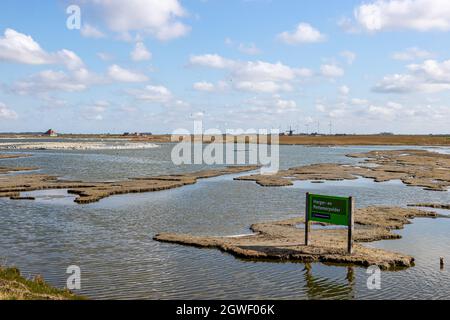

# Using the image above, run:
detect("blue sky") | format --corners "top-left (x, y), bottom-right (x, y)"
top-left (0, 0), bottom-right (450, 134)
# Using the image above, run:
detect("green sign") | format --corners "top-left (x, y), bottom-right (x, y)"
top-left (308, 194), bottom-right (350, 226)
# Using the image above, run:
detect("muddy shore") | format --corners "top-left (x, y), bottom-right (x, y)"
top-left (0, 266), bottom-right (83, 300)
top-left (0, 165), bottom-right (260, 204)
top-left (155, 206), bottom-right (445, 270)
top-left (235, 149), bottom-right (450, 192)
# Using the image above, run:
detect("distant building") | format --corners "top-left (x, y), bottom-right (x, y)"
top-left (44, 129), bottom-right (58, 137)
top-left (123, 132), bottom-right (142, 137)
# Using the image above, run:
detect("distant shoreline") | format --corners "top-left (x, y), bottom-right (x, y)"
top-left (0, 134), bottom-right (448, 146)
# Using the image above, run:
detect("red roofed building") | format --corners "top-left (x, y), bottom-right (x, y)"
top-left (44, 129), bottom-right (58, 137)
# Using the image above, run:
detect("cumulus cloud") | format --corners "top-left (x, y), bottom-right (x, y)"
top-left (339, 85), bottom-right (350, 95)
top-left (107, 64), bottom-right (149, 82)
top-left (81, 101), bottom-right (109, 121)
top-left (0, 102), bottom-right (18, 120)
top-left (277, 22), bottom-right (326, 44)
top-left (189, 54), bottom-right (236, 69)
top-left (0, 28), bottom-right (84, 69)
top-left (392, 47), bottom-right (434, 61)
top-left (128, 85), bottom-right (174, 103)
top-left (10, 70), bottom-right (90, 95)
top-left (238, 43), bottom-right (261, 55)
top-left (193, 81), bottom-right (215, 92)
top-left (321, 64), bottom-right (345, 78)
top-left (243, 96), bottom-right (299, 115)
top-left (80, 24), bottom-right (106, 39)
top-left (80, 0), bottom-right (190, 41)
top-left (340, 51), bottom-right (357, 65)
top-left (97, 52), bottom-right (113, 61)
top-left (355, 0), bottom-right (450, 32)
top-left (10, 63), bottom-right (148, 95)
top-left (131, 42), bottom-right (152, 61)
top-left (374, 59), bottom-right (450, 93)
top-left (189, 54), bottom-right (312, 93)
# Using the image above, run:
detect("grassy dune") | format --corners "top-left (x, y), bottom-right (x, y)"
top-left (0, 266), bottom-right (84, 300)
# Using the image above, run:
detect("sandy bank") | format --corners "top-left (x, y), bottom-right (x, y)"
top-left (155, 207), bottom-right (445, 270)
top-left (0, 166), bottom-right (260, 204)
top-left (0, 154), bottom-right (31, 160)
top-left (235, 149), bottom-right (450, 192)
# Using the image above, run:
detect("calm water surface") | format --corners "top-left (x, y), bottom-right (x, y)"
top-left (0, 143), bottom-right (449, 299)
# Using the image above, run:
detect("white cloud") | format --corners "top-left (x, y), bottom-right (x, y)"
top-left (243, 96), bottom-right (299, 115)
top-left (351, 98), bottom-right (369, 106)
top-left (131, 42), bottom-right (152, 61)
top-left (0, 28), bottom-right (49, 65)
top-left (235, 81), bottom-right (292, 93)
top-left (193, 81), bottom-right (229, 92)
top-left (97, 52), bottom-right (113, 61)
top-left (339, 85), bottom-right (350, 95)
top-left (190, 54), bottom-right (312, 93)
top-left (82, 0), bottom-right (190, 40)
top-left (81, 24), bottom-right (106, 39)
top-left (355, 0), bottom-right (450, 32)
top-left (374, 59), bottom-right (450, 93)
top-left (321, 64), bottom-right (345, 78)
top-left (238, 43), bottom-right (261, 55)
top-left (0, 102), bottom-right (18, 120)
top-left (107, 64), bottom-right (149, 82)
top-left (0, 28), bottom-right (84, 69)
top-left (277, 22), bottom-right (326, 44)
top-left (233, 60), bottom-right (305, 92)
top-left (189, 54), bottom-right (236, 68)
top-left (56, 49), bottom-right (84, 71)
top-left (340, 51), bottom-right (357, 65)
top-left (392, 47), bottom-right (434, 61)
top-left (11, 70), bottom-right (89, 94)
top-left (193, 81), bottom-right (215, 92)
top-left (234, 61), bottom-right (297, 82)
top-left (81, 101), bottom-right (109, 121)
top-left (129, 85), bottom-right (173, 103)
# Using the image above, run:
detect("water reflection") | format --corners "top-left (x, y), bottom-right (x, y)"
top-left (303, 263), bottom-right (355, 300)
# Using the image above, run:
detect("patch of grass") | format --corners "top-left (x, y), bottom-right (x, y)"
top-left (0, 266), bottom-right (85, 300)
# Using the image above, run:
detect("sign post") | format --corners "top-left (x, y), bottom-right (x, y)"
top-left (348, 197), bottom-right (354, 255)
top-left (305, 193), bottom-right (354, 255)
top-left (305, 192), bottom-right (310, 246)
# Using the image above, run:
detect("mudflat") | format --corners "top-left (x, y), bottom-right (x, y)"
top-left (0, 164), bottom-right (260, 204)
top-left (235, 149), bottom-right (450, 192)
top-left (155, 206), bottom-right (445, 270)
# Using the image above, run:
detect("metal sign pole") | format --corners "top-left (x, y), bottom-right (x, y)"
top-left (305, 192), bottom-right (310, 246)
top-left (348, 196), bottom-right (354, 255)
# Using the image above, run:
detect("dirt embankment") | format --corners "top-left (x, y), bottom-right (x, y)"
top-left (155, 206), bottom-right (445, 270)
top-left (0, 165), bottom-right (260, 204)
top-left (235, 149), bottom-right (450, 192)
top-left (0, 266), bottom-right (83, 300)
top-left (0, 154), bottom-right (31, 160)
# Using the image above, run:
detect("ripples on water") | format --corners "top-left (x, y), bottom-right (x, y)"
top-left (0, 143), bottom-right (449, 299)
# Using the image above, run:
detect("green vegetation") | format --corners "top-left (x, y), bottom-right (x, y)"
top-left (0, 266), bottom-right (85, 300)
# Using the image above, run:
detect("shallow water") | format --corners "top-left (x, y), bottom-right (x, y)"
top-left (0, 143), bottom-right (449, 300)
